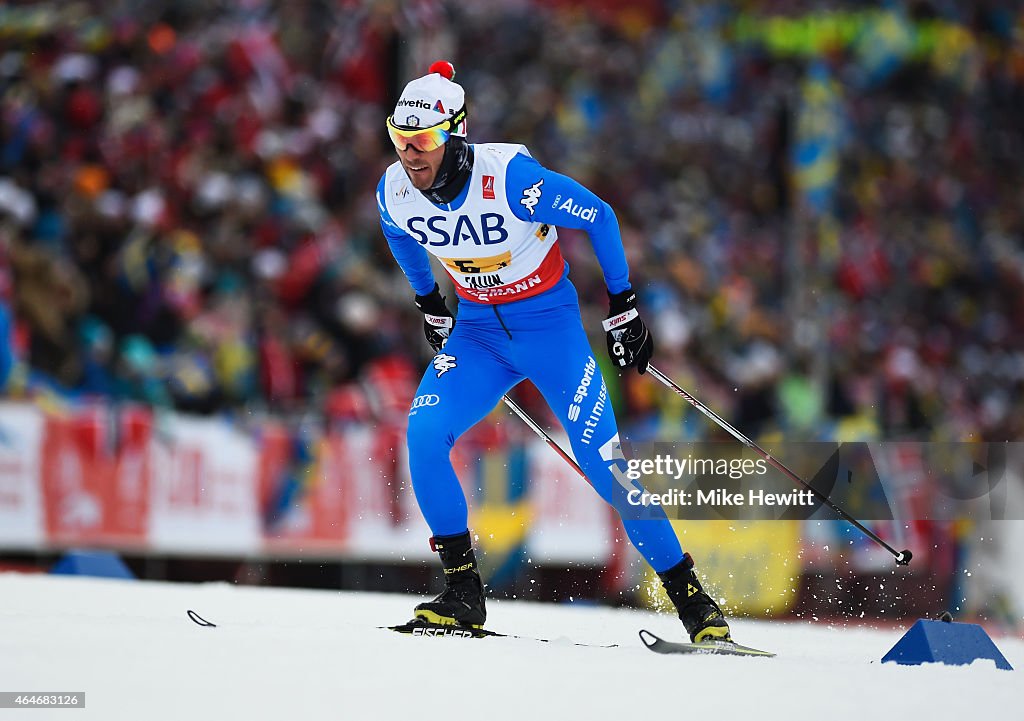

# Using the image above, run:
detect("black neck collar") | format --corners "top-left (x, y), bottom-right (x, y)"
top-left (421, 137), bottom-right (473, 205)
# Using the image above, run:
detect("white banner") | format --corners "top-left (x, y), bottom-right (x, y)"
top-left (526, 436), bottom-right (613, 564)
top-left (0, 403), bottom-right (45, 547)
top-left (340, 426), bottom-right (432, 560)
top-left (148, 415), bottom-right (261, 554)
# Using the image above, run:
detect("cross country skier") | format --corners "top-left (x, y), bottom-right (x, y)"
top-left (376, 61), bottom-right (732, 644)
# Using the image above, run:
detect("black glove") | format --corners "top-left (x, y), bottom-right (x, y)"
top-left (414, 283), bottom-right (455, 353)
top-left (602, 288), bottom-right (653, 374)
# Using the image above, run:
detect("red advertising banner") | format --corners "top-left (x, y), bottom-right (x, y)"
top-left (37, 404), bottom-right (151, 547)
top-left (108, 406), bottom-right (151, 544)
top-left (0, 402), bottom-right (616, 564)
top-left (39, 405), bottom-right (110, 545)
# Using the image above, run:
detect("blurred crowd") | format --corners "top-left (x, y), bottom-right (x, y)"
top-left (1, 0), bottom-right (1022, 443)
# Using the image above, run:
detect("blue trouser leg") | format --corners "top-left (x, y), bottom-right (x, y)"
top-left (405, 321), bottom-right (521, 538)
top-left (505, 292), bottom-right (685, 573)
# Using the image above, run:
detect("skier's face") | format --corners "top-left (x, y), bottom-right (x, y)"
top-left (397, 142), bottom-right (445, 190)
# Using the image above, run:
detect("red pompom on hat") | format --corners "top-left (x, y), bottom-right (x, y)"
top-left (428, 60), bottom-right (455, 80)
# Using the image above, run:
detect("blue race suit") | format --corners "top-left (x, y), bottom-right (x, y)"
top-left (377, 145), bottom-right (684, 572)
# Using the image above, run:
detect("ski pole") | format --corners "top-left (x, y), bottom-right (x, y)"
top-left (501, 395), bottom-right (590, 483)
top-left (645, 364), bottom-right (913, 566)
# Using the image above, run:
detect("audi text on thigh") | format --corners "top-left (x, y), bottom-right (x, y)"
top-left (409, 394), bottom-right (441, 415)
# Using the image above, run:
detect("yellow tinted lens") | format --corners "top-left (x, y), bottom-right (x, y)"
top-left (387, 121), bottom-right (449, 152)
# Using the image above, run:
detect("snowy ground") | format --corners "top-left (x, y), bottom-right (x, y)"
top-left (0, 574), bottom-right (1021, 721)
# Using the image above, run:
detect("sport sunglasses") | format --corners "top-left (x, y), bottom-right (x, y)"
top-left (386, 107), bottom-right (467, 152)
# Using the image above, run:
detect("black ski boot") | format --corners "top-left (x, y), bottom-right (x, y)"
top-left (658, 553), bottom-right (732, 643)
top-left (414, 531), bottom-right (486, 629)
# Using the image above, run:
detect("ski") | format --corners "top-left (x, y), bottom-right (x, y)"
top-left (387, 621), bottom-right (772, 655)
top-left (385, 619), bottom-right (618, 648)
top-left (639, 629), bottom-right (775, 657)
